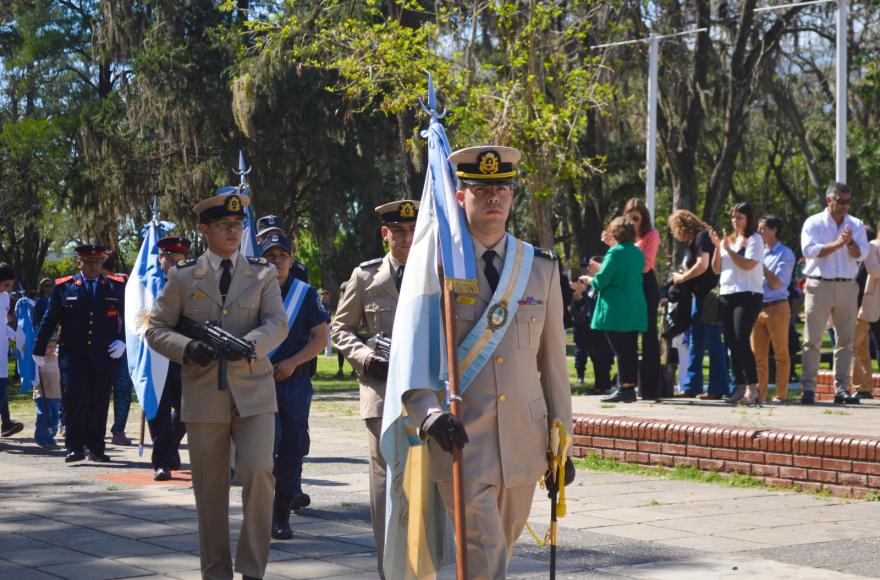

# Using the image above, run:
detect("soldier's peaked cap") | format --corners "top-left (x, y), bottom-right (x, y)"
top-left (448, 145), bottom-right (521, 185)
top-left (157, 237), bottom-right (192, 255)
top-left (375, 200), bottom-right (420, 224)
top-left (193, 191), bottom-right (250, 223)
top-left (75, 244), bottom-right (107, 261)
top-left (256, 215), bottom-right (285, 237)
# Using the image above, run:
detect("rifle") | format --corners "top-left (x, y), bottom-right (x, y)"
top-left (366, 332), bottom-right (391, 360)
top-left (176, 317), bottom-right (256, 390)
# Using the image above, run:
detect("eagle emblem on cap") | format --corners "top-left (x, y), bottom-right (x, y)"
top-left (400, 202), bottom-right (415, 219)
top-left (226, 195), bottom-right (242, 212)
top-left (478, 150), bottom-right (500, 175)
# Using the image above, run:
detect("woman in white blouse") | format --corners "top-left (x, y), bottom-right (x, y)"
top-left (710, 203), bottom-right (765, 405)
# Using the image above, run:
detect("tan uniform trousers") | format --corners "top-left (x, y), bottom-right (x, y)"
top-left (802, 279), bottom-right (858, 393)
top-left (437, 481), bottom-right (536, 580)
top-left (365, 418), bottom-right (386, 579)
top-left (187, 412), bottom-right (275, 580)
top-left (750, 300), bottom-right (792, 401)
top-left (852, 318), bottom-right (876, 393)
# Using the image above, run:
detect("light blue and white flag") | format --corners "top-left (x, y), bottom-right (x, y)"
top-left (236, 151), bottom-right (260, 257)
top-left (14, 297), bottom-right (38, 393)
top-left (379, 74), bottom-right (475, 579)
top-left (125, 205), bottom-right (175, 420)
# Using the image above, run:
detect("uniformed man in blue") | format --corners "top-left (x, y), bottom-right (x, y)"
top-left (256, 215), bottom-right (309, 283)
top-left (148, 236), bottom-right (192, 481)
top-left (146, 192), bottom-right (287, 580)
top-left (34, 244), bottom-right (127, 463)
top-left (259, 232), bottom-right (330, 539)
top-left (331, 199), bottom-right (419, 578)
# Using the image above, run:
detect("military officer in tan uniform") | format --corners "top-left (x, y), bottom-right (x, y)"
top-left (403, 146), bottom-right (574, 579)
top-left (145, 192), bottom-right (288, 580)
top-left (331, 199), bottom-right (419, 578)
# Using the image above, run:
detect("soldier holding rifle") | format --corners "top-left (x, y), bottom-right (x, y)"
top-left (146, 191), bottom-right (287, 580)
top-left (331, 199), bottom-right (419, 579)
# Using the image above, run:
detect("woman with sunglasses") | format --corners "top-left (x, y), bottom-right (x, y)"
top-left (602, 198), bottom-right (661, 400)
top-left (710, 202), bottom-right (765, 405)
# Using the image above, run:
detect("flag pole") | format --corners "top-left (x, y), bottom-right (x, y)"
top-left (439, 265), bottom-right (468, 579)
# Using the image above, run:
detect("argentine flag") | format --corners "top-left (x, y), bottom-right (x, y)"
top-left (14, 297), bottom-right (38, 393)
top-left (379, 75), bottom-right (476, 579)
top-left (237, 151), bottom-right (259, 257)
top-left (125, 215), bottom-right (175, 420)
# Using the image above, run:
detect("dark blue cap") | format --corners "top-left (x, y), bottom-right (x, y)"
top-left (260, 233), bottom-right (292, 256)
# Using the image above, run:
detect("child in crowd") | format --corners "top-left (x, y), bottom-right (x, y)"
top-left (34, 336), bottom-right (61, 447)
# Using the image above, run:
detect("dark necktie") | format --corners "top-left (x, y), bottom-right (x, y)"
top-left (482, 250), bottom-right (500, 293)
top-left (219, 259), bottom-right (232, 301)
top-left (395, 265), bottom-right (405, 291)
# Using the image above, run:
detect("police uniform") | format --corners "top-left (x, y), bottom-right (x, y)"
top-left (256, 215), bottom-right (309, 283)
top-left (261, 232), bottom-right (330, 540)
top-left (330, 199), bottom-right (419, 578)
top-left (145, 194), bottom-right (288, 580)
top-left (403, 147), bottom-right (572, 580)
top-left (147, 237), bottom-right (192, 481)
top-left (34, 244), bottom-right (126, 462)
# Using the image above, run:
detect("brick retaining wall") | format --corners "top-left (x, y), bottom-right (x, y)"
top-left (572, 414), bottom-right (880, 499)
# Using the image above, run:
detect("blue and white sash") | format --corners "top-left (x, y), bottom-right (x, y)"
top-left (455, 234), bottom-right (533, 394)
top-left (268, 277), bottom-right (310, 358)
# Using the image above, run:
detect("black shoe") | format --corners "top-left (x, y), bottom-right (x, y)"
top-left (154, 468), bottom-right (171, 481)
top-left (1, 421), bottom-right (23, 437)
top-left (291, 492), bottom-right (311, 510)
top-left (271, 495), bottom-right (293, 540)
top-left (800, 390), bottom-right (815, 405)
top-left (601, 387), bottom-right (636, 403)
top-left (857, 391), bottom-right (874, 400)
top-left (89, 452), bottom-right (112, 463)
top-left (65, 451), bottom-right (86, 463)
top-left (335, 370), bottom-right (344, 379)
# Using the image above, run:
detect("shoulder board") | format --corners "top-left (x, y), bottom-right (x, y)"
top-left (247, 256), bottom-right (269, 266)
top-left (107, 274), bottom-right (126, 284)
top-left (359, 257), bottom-right (383, 268)
top-left (292, 260), bottom-right (307, 272)
top-left (533, 247), bottom-right (558, 261)
top-left (55, 275), bottom-right (74, 285)
top-left (176, 257), bottom-right (198, 269)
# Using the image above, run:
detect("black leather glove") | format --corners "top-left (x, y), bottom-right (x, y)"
top-left (422, 412), bottom-right (469, 454)
top-left (364, 353), bottom-right (389, 380)
top-left (544, 457), bottom-right (576, 497)
top-left (185, 339), bottom-right (217, 367)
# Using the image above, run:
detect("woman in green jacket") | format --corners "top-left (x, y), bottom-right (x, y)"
top-left (578, 217), bottom-right (648, 402)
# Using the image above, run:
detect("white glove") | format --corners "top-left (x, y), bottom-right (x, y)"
top-left (108, 340), bottom-right (126, 359)
top-left (32, 355), bottom-right (45, 366)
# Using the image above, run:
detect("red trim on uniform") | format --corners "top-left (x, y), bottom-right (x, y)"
top-left (55, 275), bottom-right (73, 285)
top-left (107, 274), bottom-right (127, 284)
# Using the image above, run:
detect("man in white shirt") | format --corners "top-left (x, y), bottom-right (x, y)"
top-left (800, 182), bottom-right (869, 404)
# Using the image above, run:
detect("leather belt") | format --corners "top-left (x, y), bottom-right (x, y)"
top-left (762, 298), bottom-right (788, 308)
top-left (806, 276), bottom-right (854, 282)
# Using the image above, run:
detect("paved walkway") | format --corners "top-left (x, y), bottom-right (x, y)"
top-left (1, 394), bottom-right (880, 579)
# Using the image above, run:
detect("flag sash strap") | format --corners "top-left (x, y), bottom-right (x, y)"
top-left (455, 234), bottom-right (533, 394)
top-left (268, 278), bottom-right (310, 358)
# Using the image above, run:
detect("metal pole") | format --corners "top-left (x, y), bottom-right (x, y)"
top-left (646, 37), bottom-right (659, 220)
top-left (836, 0), bottom-right (847, 183)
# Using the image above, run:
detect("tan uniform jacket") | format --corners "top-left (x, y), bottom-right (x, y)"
top-left (145, 252), bottom-right (288, 423)
top-left (331, 254), bottom-right (399, 420)
top-left (859, 240), bottom-right (880, 323)
top-left (405, 238), bottom-right (572, 489)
